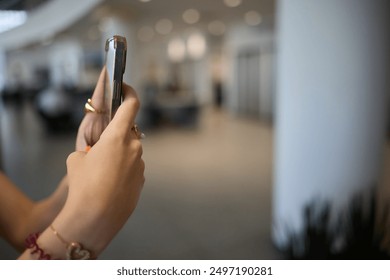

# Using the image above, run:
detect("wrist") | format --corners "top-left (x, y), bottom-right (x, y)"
top-left (21, 204), bottom-right (108, 260)
top-left (21, 222), bottom-right (99, 260)
top-left (50, 210), bottom-right (101, 258)
top-left (48, 201), bottom-right (117, 258)
top-left (19, 230), bottom-right (67, 260)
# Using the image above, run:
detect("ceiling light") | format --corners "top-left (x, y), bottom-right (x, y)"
top-left (187, 33), bottom-right (207, 60)
top-left (137, 26), bottom-right (155, 42)
top-left (182, 9), bottom-right (200, 24)
top-left (168, 38), bottom-right (186, 63)
top-left (223, 0), bottom-right (242, 8)
top-left (155, 19), bottom-right (173, 35)
top-left (0, 10), bottom-right (27, 34)
top-left (139, 0), bottom-right (151, 2)
top-left (208, 20), bottom-right (226, 36)
top-left (244, 11), bottom-right (262, 26)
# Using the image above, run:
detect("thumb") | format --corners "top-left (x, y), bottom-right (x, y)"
top-left (66, 151), bottom-right (86, 173)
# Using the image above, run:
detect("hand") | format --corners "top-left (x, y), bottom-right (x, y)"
top-left (76, 67), bottom-right (108, 151)
top-left (52, 82), bottom-right (145, 257)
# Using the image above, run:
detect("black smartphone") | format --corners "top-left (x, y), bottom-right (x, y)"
top-left (103, 35), bottom-right (127, 120)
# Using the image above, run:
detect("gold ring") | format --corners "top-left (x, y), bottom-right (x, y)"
top-left (132, 124), bottom-right (146, 139)
top-left (84, 98), bottom-right (104, 114)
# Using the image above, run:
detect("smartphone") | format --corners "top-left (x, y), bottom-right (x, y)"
top-left (103, 35), bottom-right (127, 120)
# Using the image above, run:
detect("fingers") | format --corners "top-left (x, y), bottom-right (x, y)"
top-left (75, 119), bottom-right (87, 151)
top-left (89, 64), bottom-right (140, 129)
top-left (84, 114), bottom-right (109, 147)
top-left (66, 151), bottom-right (86, 174)
top-left (90, 67), bottom-right (106, 109)
top-left (105, 83), bottom-right (140, 136)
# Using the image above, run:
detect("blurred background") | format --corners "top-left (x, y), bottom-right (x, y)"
top-left (0, 0), bottom-right (389, 259)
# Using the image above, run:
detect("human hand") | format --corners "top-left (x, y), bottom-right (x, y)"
top-left (51, 83), bottom-right (145, 257)
top-left (76, 67), bottom-right (108, 151)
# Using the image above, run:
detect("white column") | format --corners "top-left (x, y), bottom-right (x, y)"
top-left (0, 50), bottom-right (5, 93)
top-left (50, 40), bottom-right (83, 87)
top-left (273, 0), bottom-right (390, 247)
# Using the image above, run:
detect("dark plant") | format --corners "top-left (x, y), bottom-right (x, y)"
top-left (281, 188), bottom-right (390, 259)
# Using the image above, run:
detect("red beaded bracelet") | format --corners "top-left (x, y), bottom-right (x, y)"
top-left (25, 233), bottom-right (52, 260)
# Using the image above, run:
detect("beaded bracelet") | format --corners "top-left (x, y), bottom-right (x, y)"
top-left (25, 233), bottom-right (52, 260)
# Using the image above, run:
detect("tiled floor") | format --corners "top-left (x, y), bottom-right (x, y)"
top-left (0, 99), bottom-right (282, 259)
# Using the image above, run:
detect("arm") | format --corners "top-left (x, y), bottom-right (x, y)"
top-left (0, 173), bottom-right (67, 251)
top-left (0, 172), bottom-right (33, 249)
top-left (21, 176), bottom-right (68, 247)
top-left (19, 79), bottom-right (144, 259)
top-left (2, 68), bottom-right (109, 252)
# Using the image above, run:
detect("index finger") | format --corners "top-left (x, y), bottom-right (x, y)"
top-left (90, 66), bottom-right (106, 109)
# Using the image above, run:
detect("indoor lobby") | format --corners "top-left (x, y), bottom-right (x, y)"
top-left (0, 0), bottom-right (389, 260)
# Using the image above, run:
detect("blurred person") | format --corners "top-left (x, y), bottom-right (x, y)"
top-left (0, 68), bottom-right (145, 259)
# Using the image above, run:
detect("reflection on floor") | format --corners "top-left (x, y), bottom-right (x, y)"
top-left (0, 100), bottom-right (282, 259)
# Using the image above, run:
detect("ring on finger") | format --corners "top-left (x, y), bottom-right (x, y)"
top-left (131, 124), bottom-right (146, 139)
top-left (84, 98), bottom-right (104, 114)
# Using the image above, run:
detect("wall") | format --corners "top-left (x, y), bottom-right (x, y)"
top-left (224, 24), bottom-right (275, 119)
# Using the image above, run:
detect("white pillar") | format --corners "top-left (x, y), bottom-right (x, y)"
top-left (50, 40), bottom-right (83, 87)
top-left (273, 0), bottom-right (390, 248)
top-left (0, 50), bottom-right (5, 93)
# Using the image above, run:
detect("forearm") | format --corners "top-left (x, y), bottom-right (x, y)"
top-left (18, 176), bottom-right (69, 250)
top-left (0, 173), bottom-right (68, 251)
top-left (0, 172), bottom-right (34, 249)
